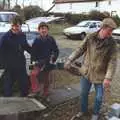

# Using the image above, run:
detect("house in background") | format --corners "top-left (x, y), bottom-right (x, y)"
top-left (52, 0), bottom-right (120, 17)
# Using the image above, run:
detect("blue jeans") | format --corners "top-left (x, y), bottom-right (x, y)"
top-left (80, 76), bottom-right (104, 115)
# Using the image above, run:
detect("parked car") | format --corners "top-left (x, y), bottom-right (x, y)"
top-left (112, 28), bottom-right (120, 44)
top-left (0, 11), bottom-right (30, 32)
top-left (63, 20), bottom-right (102, 40)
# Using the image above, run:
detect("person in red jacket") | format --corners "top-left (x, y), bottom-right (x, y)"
top-left (28, 22), bottom-right (59, 98)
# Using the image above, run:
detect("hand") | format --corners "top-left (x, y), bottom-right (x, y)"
top-left (32, 61), bottom-right (39, 65)
top-left (68, 64), bottom-right (81, 76)
top-left (103, 79), bottom-right (111, 88)
top-left (50, 55), bottom-right (56, 63)
top-left (64, 60), bottom-right (71, 70)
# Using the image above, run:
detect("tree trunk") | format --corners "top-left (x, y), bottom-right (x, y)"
top-left (2, 0), bottom-right (6, 9)
top-left (15, 0), bottom-right (18, 5)
top-left (7, 0), bottom-right (10, 9)
top-left (22, 0), bottom-right (24, 8)
top-left (46, 3), bottom-right (55, 13)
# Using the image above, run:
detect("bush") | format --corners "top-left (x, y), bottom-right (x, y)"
top-left (23, 5), bottom-right (44, 20)
top-left (65, 13), bottom-right (89, 25)
top-left (12, 5), bottom-right (25, 21)
top-left (89, 10), bottom-right (107, 21)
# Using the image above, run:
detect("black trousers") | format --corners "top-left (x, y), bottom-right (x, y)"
top-left (3, 67), bottom-right (29, 97)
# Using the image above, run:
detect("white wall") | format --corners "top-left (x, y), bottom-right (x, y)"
top-left (52, 0), bottom-right (120, 17)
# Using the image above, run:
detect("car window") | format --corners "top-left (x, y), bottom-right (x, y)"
top-left (89, 22), bottom-right (97, 28)
top-left (25, 32), bottom-right (39, 46)
top-left (77, 21), bottom-right (91, 27)
top-left (0, 14), bottom-right (16, 22)
top-left (26, 32), bottom-right (39, 41)
top-left (97, 23), bottom-right (101, 28)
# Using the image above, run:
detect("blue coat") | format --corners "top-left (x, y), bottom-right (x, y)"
top-left (31, 35), bottom-right (59, 65)
top-left (0, 30), bottom-right (31, 69)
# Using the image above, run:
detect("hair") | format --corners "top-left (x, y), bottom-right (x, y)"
top-left (11, 15), bottom-right (23, 25)
top-left (38, 22), bottom-right (49, 30)
top-left (101, 24), bottom-right (114, 30)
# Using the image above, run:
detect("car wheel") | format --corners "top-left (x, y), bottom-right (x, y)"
top-left (80, 33), bottom-right (86, 40)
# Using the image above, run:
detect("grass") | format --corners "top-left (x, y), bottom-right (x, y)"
top-left (49, 23), bottom-right (71, 35)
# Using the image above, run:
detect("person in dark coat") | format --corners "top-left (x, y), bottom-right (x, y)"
top-left (28, 22), bottom-right (59, 97)
top-left (0, 16), bottom-right (31, 97)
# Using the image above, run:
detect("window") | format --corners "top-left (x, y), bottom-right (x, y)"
top-left (0, 14), bottom-right (17, 22)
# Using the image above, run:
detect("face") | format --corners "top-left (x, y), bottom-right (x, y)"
top-left (99, 27), bottom-right (113, 39)
top-left (11, 24), bottom-right (21, 34)
top-left (38, 26), bottom-right (48, 37)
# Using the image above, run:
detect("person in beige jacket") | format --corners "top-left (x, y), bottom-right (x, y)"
top-left (64, 18), bottom-right (117, 120)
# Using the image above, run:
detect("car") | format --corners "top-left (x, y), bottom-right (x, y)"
top-left (63, 20), bottom-right (102, 40)
top-left (112, 28), bottom-right (120, 44)
top-left (25, 16), bottom-right (64, 32)
top-left (0, 11), bottom-right (30, 33)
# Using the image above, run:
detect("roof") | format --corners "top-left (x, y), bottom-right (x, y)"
top-left (0, 11), bottom-right (18, 15)
top-left (54, 0), bottom-right (107, 4)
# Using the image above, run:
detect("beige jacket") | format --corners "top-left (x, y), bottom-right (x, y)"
top-left (68, 32), bottom-right (117, 83)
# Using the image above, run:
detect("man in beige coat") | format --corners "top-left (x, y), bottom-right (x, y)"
top-left (64, 18), bottom-right (117, 120)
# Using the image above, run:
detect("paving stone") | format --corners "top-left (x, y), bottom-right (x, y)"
top-left (0, 97), bottom-right (46, 115)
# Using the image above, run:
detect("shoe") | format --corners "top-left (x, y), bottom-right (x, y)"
top-left (70, 112), bottom-right (84, 120)
top-left (27, 92), bottom-right (40, 98)
top-left (91, 114), bottom-right (99, 120)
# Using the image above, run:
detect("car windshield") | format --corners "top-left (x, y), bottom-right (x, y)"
top-left (77, 21), bottom-right (91, 27)
top-left (0, 14), bottom-right (16, 22)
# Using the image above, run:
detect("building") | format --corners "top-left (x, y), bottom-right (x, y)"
top-left (52, 0), bottom-right (120, 16)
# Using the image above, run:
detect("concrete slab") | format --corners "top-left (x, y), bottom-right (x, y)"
top-left (0, 97), bottom-right (46, 115)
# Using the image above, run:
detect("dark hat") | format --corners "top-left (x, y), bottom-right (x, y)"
top-left (38, 22), bottom-right (49, 29)
top-left (11, 15), bottom-right (23, 25)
